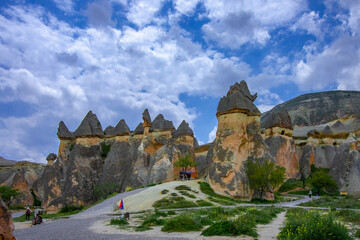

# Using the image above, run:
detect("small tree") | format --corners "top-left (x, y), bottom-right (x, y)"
top-left (245, 159), bottom-right (286, 199)
top-left (310, 169), bottom-right (338, 195)
top-left (0, 186), bottom-right (20, 206)
top-left (174, 154), bottom-right (197, 179)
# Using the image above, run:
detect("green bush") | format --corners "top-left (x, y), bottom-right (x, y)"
top-left (355, 229), bottom-right (360, 238)
top-left (278, 178), bottom-right (303, 193)
top-left (0, 186), bottom-right (20, 206)
top-left (202, 215), bottom-right (257, 237)
top-left (335, 210), bottom-right (360, 224)
top-left (101, 142), bottom-right (111, 159)
top-left (60, 205), bottom-right (84, 213)
top-left (278, 209), bottom-right (352, 240)
top-left (161, 189), bottom-right (169, 194)
top-left (161, 214), bottom-right (202, 232)
top-left (175, 185), bottom-right (192, 191)
top-left (196, 199), bottom-right (213, 207)
top-left (110, 218), bottom-right (129, 226)
top-left (153, 196), bottom-right (197, 209)
top-left (207, 197), bottom-right (235, 205)
top-left (179, 190), bottom-right (196, 198)
top-left (170, 192), bottom-right (178, 197)
top-left (31, 190), bottom-right (42, 206)
top-left (167, 210), bottom-right (176, 215)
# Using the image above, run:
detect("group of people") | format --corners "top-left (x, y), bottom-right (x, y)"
top-left (25, 206), bottom-right (43, 225)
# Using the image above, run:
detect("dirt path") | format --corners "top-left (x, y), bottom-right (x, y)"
top-left (256, 211), bottom-right (286, 239)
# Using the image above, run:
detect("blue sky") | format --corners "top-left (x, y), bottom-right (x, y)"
top-left (0, 0), bottom-right (359, 163)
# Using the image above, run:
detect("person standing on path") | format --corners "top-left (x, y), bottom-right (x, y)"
top-left (308, 189), bottom-right (312, 198)
top-left (25, 206), bottom-right (31, 220)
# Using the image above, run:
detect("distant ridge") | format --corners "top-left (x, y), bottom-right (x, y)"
top-left (261, 90), bottom-right (360, 127)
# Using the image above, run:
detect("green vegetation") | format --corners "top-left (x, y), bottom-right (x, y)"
top-left (299, 195), bottom-right (360, 209)
top-left (174, 154), bottom-right (197, 173)
top-left (59, 205), bottom-right (84, 213)
top-left (278, 209), bottom-right (352, 240)
top-left (0, 186), bottom-right (20, 206)
top-left (8, 204), bottom-right (26, 210)
top-left (110, 218), bottom-right (129, 227)
top-left (31, 190), bottom-right (42, 206)
top-left (179, 190), bottom-right (196, 198)
top-left (175, 185), bottom-right (191, 191)
top-left (13, 212), bottom-right (34, 222)
top-left (161, 213), bottom-right (203, 232)
top-left (310, 167), bottom-right (338, 195)
top-left (278, 178), bottom-right (303, 193)
top-left (198, 182), bottom-right (239, 204)
top-left (153, 196), bottom-right (197, 209)
top-left (101, 142), bottom-right (111, 159)
top-left (93, 182), bottom-right (119, 201)
top-left (161, 189), bottom-right (169, 194)
top-left (335, 210), bottom-right (360, 225)
top-left (207, 197), bottom-right (235, 205)
top-left (195, 199), bottom-right (213, 207)
top-left (355, 229), bottom-right (360, 238)
top-left (170, 192), bottom-right (178, 197)
top-left (246, 159), bottom-right (286, 199)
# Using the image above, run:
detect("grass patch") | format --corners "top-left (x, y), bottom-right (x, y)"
top-left (59, 205), bottom-right (84, 213)
top-left (195, 200), bottom-right (213, 207)
top-left (161, 213), bottom-right (202, 232)
top-left (335, 210), bottom-right (360, 224)
top-left (355, 229), bottom-right (360, 238)
top-left (246, 207), bottom-right (283, 224)
top-left (110, 218), bottom-right (129, 226)
top-left (170, 192), bottom-right (178, 197)
top-left (278, 208), bottom-right (352, 240)
top-left (13, 212), bottom-right (34, 222)
top-left (278, 178), bottom-right (303, 193)
top-left (207, 197), bottom-right (235, 205)
top-left (8, 205), bottom-right (26, 210)
top-left (299, 195), bottom-right (360, 209)
top-left (161, 189), bottom-right (169, 194)
top-left (179, 190), bottom-right (196, 199)
top-left (153, 196), bottom-right (197, 209)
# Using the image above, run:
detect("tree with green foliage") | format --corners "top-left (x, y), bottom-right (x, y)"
top-left (310, 168), bottom-right (338, 195)
top-left (0, 186), bottom-right (21, 206)
top-left (245, 159), bottom-right (286, 199)
top-left (174, 154), bottom-right (196, 172)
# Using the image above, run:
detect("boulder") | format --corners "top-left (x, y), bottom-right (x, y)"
top-left (172, 120), bottom-right (194, 138)
top-left (150, 114), bottom-right (175, 131)
top-left (57, 121), bottom-right (74, 139)
top-left (262, 110), bottom-right (293, 130)
top-left (74, 111), bottom-right (104, 137)
top-left (217, 80), bottom-right (260, 116)
top-left (0, 197), bottom-right (15, 240)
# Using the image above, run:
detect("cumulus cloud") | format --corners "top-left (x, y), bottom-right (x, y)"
top-left (53, 0), bottom-right (74, 13)
top-left (291, 11), bottom-right (325, 39)
top-left (208, 125), bottom-right (217, 143)
top-left (85, 0), bottom-right (113, 27)
top-left (126, 0), bottom-right (165, 27)
top-left (294, 35), bottom-right (360, 90)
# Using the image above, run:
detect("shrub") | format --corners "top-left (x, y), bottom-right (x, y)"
top-left (196, 200), bottom-right (213, 207)
top-left (355, 229), bottom-right (360, 238)
top-left (246, 207), bottom-right (283, 224)
top-left (175, 185), bottom-right (191, 191)
top-left (207, 197), bottom-right (235, 205)
top-left (110, 218), bottom-right (129, 226)
top-left (93, 182), bottom-right (119, 201)
top-left (171, 192), bottom-right (178, 197)
top-left (278, 178), bottom-right (303, 193)
top-left (153, 196), bottom-right (197, 209)
top-left (125, 186), bottom-right (134, 192)
top-left (167, 210), bottom-right (176, 215)
top-left (101, 142), bottom-right (111, 159)
top-left (60, 205), bottom-right (83, 213)
top-left (161, 214), bottom-right (202, 232)
top-left (179, 190), bottom-right (196, 198)
top-left (31, 190), bottom-right (42, 206)
top-left (0, 186), bottom-right (20, 206)
top-left (161, 189), bottom-right (169, 194)
top-left (278, 209), bottom-right (352, 240)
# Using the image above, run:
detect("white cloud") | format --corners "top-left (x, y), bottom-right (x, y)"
top-left (294, 35), bottom-right (360, 90)
top-left (85, 0), bottom-right (114, 27)
top-left (208, 125), bottom-right (217, 143)
top-left (53, 0), bottom-right (74, 13)
top-left (174, 0), bottom-right (200, 15)
top-left (126, 0), bottom-right (165, 27)
top-left (291, 11), bottom-right (325, 39)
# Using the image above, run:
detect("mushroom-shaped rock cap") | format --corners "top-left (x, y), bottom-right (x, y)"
top-left (262, 110), bottom-right (293, 130)
top-left (74, 111), bottom-right (104, 137)
top-left (217, 80), bottom-right (261, 117)
top-left (172, 120), bottom-right (194, 138)
top-left (134, 122), bottom-right (144, 134)
top-left (322, 125), bottom-right (333, 135)
top-left (57, 121), bottom-right (75, 139)
top-left (46, 153), bottom-right (57, 161)
top-left (150, 114), bottom-right (175, 130)
top-left (142, 109), bottom-right (152, 124)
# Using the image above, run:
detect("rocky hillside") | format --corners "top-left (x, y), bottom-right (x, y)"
top-left (261, 91), bottom-right (360, 127)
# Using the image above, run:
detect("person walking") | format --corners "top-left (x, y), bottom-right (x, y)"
top-left (25, 206), bottom-right (31, 220)
top-left (308, 189), bottom-right (312, 198)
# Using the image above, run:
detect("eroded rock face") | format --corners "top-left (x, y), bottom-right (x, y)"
top-left (74, 111), bottom-right (104, 137)
top-left (57, 121), bottom-right (74, 139)
top-left (104, 119), bottom-right (130, 136)
top-left (172, 120), bottom-right (194, 138)
top-left (207, 81), bottom-right (271, 200)
top-left (150, 114), bottom-right (175, 131)
top-left (0, 197), bottom-right (15, 240)
top-left (262, 110), bottom-right (293, 130)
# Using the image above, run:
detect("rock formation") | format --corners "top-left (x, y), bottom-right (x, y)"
top-left (206, 81), bottom-right (271, 200)
top-left (261, 90), bottom-right (360, 126)
top-left (0, 160), bottom-right (44, 206)
top-left (263, 111), bottom-right (299, 178)
top-left (0, 197), bottom-right (15, 240)
top-left (34, 110), bottom-right (197, 212)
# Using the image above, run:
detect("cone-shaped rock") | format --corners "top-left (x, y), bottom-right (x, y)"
top-left (134, 123), bottom-right (144, 134)
top-left (172, 120), bottom-right (194, 138)
top-left (74, 111), bottom-right (104, 137)
top-left (150, 114), bottom-right (175, 130)
top-left (262, 110), bottom-right (293, 130)
top-left (57, 121), bottom-right (74, 139)
top-left (322, 125), bottom-right (333, 135)
top-left (104, 126), bottom-right (116, 136)
top-left (142, 109), bottom-right (152, 125)
top-left (114, 119), bottom-right (130, 135)
top-left (217, 80), bottom-right (260, 117)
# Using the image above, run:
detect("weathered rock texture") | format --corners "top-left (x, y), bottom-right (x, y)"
top-left (0, 160), bottom-right (44, 206)
top-left (34, 110), bottom-right (197, 212)
top-left (0, 197), bottom-right (15, 240)
top-left (261, 91), bottom-right (360, 127)
top-left (264, 111), bottom-right (299, 178)
top-left (206, 81), bottom-right (272, 200)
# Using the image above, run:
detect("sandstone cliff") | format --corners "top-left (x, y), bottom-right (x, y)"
top-left (34, 110), bottom-right (198, 212)
top-left (261, 91), bottom-right (360, 127)
top-left (0, 197), bottom-right (15, 240)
